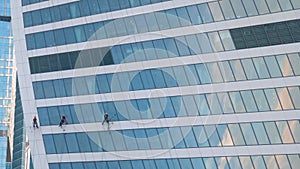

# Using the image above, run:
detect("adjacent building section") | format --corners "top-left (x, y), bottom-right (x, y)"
top-left (11, 0), bottom-right (300, 169)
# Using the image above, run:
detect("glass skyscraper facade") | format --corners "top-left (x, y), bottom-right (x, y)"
top-left (11, 0), bottom-right (300, 168)
top-left (0, 0), bottom-right (14, 168)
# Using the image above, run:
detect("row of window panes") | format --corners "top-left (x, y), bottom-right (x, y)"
top-left (38, 86), bottom-right (300, 126)
top-left (32, 53), bottom-right (300, 99)
top-left (28, 20), bottom-right (300, 75)
top-left (231, 19), bottom-right (300, 49)
top-left (23, 0), bottom-right (169, 24)
top-left (21, 0), bottom-right (47, 6)
top-left (48, 154), bottom-right (300, 169)
top-left (25, 8), bottom-right (300, 51)
top-left (24, 0), bottom-right (300, 28)
top-left (43, 120), bottom-right (300, 154)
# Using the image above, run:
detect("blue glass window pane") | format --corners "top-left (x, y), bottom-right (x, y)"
top-left (195, 95), bottom-right (211, 115)
top-left (241, 0), bottom-right (258, 16)
top-left (180, 159), bottom-right (194, 169)
top-left (253, 57), bottom-right (270, 78)
top-left (288, 53), bottom-right (300, 75)
top-left (33, 82), bottom-right (44, 99)
top-left (49, 164), bottom-right (59, 169)
top-left (203, 158), bottom-right (217, 169)
top-left (252, 122), bottom-right (270, 144)
top-left (23, 12), bottom-right (32, 27)
top-left (120, 161), bottom-right (132, 169)
top-left (143, 160), bottom-right (157, 169)
top-left (241, 58), bottom-right (258, 80)
top-left (105, 20), bottom-right (118, 38)
top-left (95, 161), bottom-right (108, 169)
top-left (264, 122), bottom-right (282, 144)
top-left (59, 4), bottom-right (72, 20)
top-left (163, 38), bottom-right (179, 57)
top-left (114, 19), bottom-right (128, 37)
top-left (72, 163), bottom-right (84, 169)
top-left (74, 25), bottom-right (87, 42)
top-left (26, 34), bottom-right (35, 50)
top-left (252, 90), bottom-right (270, 111)
top-left (155, 12), bottom-right (170, 30)
top-left (175, 37), bottom-right (191, 56)
top-left (84, 162), bottom-right (97, 169)
top-left (31, 10), bottom-right (42, 26)
top-left (172, 66), bottom-right (189, 86)
top-left (215, 157), bottom-right (230, 169)
top-left (217, 124), bottom-right (234, 146)
top-left (122, 130), bottom-right (138, 150)
top-left (134, 15), bottom-right (148, 33)
top-left (58, 105), bottom-right (73, 124)
top-left (43, 135), bottom-right (56, 154)
top-left (195, 64), bottom-right (211, 84)
top-left (240, 123), bottom-right (258, 145)
top-left (150, 69), bottom-right (166, 88)
top-left (264, 89), bottom-right (282, 111)
top-left (168, 127), bottom-right (185, 148)
top-left (144, 13), bottom-right (159, 32)
top-left (228, 124), bottom-right (246, 145)
top-left (181, 127), bottom-right (198, 147)
top-left (107, 161), bottom-right (121, 169)
top-left (165, 9), bottom-right (180, 29)
top-left (42, 80), bottom-right (55, 98)
top-left (98, 0), bottom-right (110, 12)
top-left (251, 156), bottom-right (267, 169)
top-left (206, 94), bottom-right (222, 115)
top-left (53, 134), bottom-right (68, 153)
top-left (139, 70), bottom-right (154, 89)
top-left (70, 2), bottom-right (81, 18)
top-left (134, 129), bottom-right (150, 150)
top-left (217, 92), bottom-right (234, 113)
top-left (44, 31), bottom-right (56, 47)
top-left (93, 21), bottom-right (107, 39)
top-left (84, 24), bottom-right (96, 40)
top-left (264, 56), bottom-right (282, 77)
top-left (288, 155), bottom-right (300, 169)
top-left (229, 60), bottom-right (247, 81)
top-left (155, 159), bottom-right (168, 168)
top-left (142, 41), bottom-right (157, 60)
top-left (182, 95), bottom-right (198, 116)
top-left (185, 65), bottom-right (201, 85)
top-left (227, 157), bottom-right (242, 169)
top-left (65, 133), bottom-right (79, 153)
top-left (47, 107), bottom-right (59, 125)
top-left (50, 7), bottom-right (61, 22)
top-left (52, 80), bottom-right (66, 97)
top-left (207, 62), bottom-right (224, 83)
top-left (34, 33), bottom-right (46, 49)
top-left (59, 163), bottom-right (72, 169)
top-left (54, 29), bottom-right (66, 46)
top-left (276, 121), bottom-right (294, 143)
top-left (109, 0), bottom-right (121, 11)
top-left (88, 0), bottom-right (100, 14)
top-left (263, 156), bottom-right (279, 169)
top-left (196, 33), bottom-right (213, 53)
top-left (40, 8), bottom-right (51, 24)
top-left (187, 6), bottom-right (202, 25)
top-left (191, 158), bottom-right (205, 169)
top-left (229, 91), bottom-right (246, 113)
top-left (276, 88), bottom-right (294, 110)
top-left (276, 54), bottom-right (293, 76)
top-left (37, 107), bottom-right (49, 126)
top-left (96, 75), bottom-right (111, 93)
top-left (146, 129), bottom-right (162, 149)
top-left (161, 97), bottom-right (176, 118)
top-left (176, 7), bottom-right (192, 27)
top-left (131, 161), bottom-right (144, 169)
top-left (76, 133), bottom-right (92, 152)
top-left (197, 4), bottom-right (213, 23)
top-left (79, 0), bottom-right (91, 16)
top-left (152, 39), bottom-right (168, 59)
